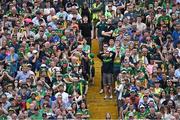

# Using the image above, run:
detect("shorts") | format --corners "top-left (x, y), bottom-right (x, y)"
top-left (103, 73), bottom-right (113, 86)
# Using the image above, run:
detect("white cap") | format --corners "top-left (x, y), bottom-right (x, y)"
top-left (40, 64), bottom-right (46, 68)
top-left (32, 50), bottom-right (38, 54)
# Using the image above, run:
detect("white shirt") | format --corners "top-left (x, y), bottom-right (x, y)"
top-left (108, 46), bottom-right (116, 52)
top-left (32, 17), bottom-right (46, 26)
top-left (5, 92), bottom-right (13, 99)
top-left (44, 8), bottom-right (51, 15)
top-left (34, 33), bottom-right (47, 40)
top-left (136, 22), bottom-right (147, 31)
top-left (56, 11), bottom-right (68, 20)
top-left (117, 83), bottom-right (125, 100)
top-left (55, 92), bottom-right (69, 104)
top-left (0, 36), bottom-right (6, 48)
top-left (105, 5), bottom-right (117, 13)
top-left (67, 13), bottom-right (82, 21)
top-left (47, 15), bottom-right (54, 22)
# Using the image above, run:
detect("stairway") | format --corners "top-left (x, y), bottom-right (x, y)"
top-left (86, 39), bottom-right (118, 119)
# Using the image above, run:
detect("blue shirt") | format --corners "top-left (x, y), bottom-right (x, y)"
top-left (50, 35), bottom-right (60, 43)
top-left (5, 53), bottom-right (19, 63)
top-left (172, 30), bottom-right (180, 46)
top-left (15, 71), bottom-right (31, 83)
top-left (175, 69), bottom-right (180, 78)
top-left (157, 74), bottom-right (163, 81)
top-left (0, 53), bottom-right (6, 60)
top-left (5, 54), bottom-right (19, 76)
top-left (48, 22), bottom-right (58, 30)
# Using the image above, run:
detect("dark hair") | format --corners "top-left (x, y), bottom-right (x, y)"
top-left (80, 101), bottom-right (87, 109)
top-left (160, 90), bottom-right (166, 99)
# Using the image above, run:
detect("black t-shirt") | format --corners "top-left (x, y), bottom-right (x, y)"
top-left (79, 23), bottom-right (92, 37)
top-left (97, 51), bottom-right (116, 73)
top-left (81, 8), bottom-right (91, 22)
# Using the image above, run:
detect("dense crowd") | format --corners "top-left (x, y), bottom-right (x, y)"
top-left (0, 0), bottom-right (95, 119)
top-left (0, 0), bottom-right (180, 120)
top-left (94, 0), bottom-right (180, 119)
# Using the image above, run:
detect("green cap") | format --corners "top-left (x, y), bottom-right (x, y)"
top-left (88, 53), bottom-right (95, 59)
top-left (63, 74), bottom-right (69, 78)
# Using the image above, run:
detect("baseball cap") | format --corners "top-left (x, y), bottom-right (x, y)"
top-left (139, 104), bottom-right (145, 108)
top-left (32, 50), bottom-right (38, 54)
top-left (130, 89), bottom-right (136, 93)
top-left (121, 70), bottom-right (127, 74)
top-left (40, 64), bottom-right (47, 68)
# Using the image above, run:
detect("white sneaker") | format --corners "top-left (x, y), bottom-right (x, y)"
top-left (99, 89), bottom-right (103, 94)
top-left (109, 95), bottom-right (113, 99)
top-left (104, 96), bottom-right (108, 99)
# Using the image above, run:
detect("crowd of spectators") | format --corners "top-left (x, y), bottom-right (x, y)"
top-left (95, 0), bottom-right (180, 119)
top-left (0, 0), bottom-right (180, 119)
top-left (0, 0), bottom-right (96, 119)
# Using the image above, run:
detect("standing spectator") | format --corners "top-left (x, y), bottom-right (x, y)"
top-left (96, 15), bottom-right (106, 52)
top-left (102, 19), bottom-right (115, 44)
top-left (79, 16), bottom-right (92, 47)
top-left (80, 2), bottom-right (91, 23)
top-left (91, 0), bottom-right (103, 38)
top-left (97, 47), bottom-right (115, 99)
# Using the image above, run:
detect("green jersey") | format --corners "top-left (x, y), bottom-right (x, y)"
top-left (96, 21), bottom-right (106, 37)
top-left (108, 46), bottom-right (116, 52)
top-left (136, 111), bottom-right (149, 119)
top-left (77, 108), bottom-right (90, 115)
top-left (113, 28), bottom-right (121, 37)
top-left (158, 15), bottom-right (171, 26)
top-left (30, 112), bottom-right (43, 120)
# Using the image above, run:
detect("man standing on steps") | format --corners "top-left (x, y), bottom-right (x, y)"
top-left (97, 44), bottom-right (116, 99)
top-left (96, 15), bottom-right (106, 53)
top-left (91, 0), bottom-right (104, 39)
